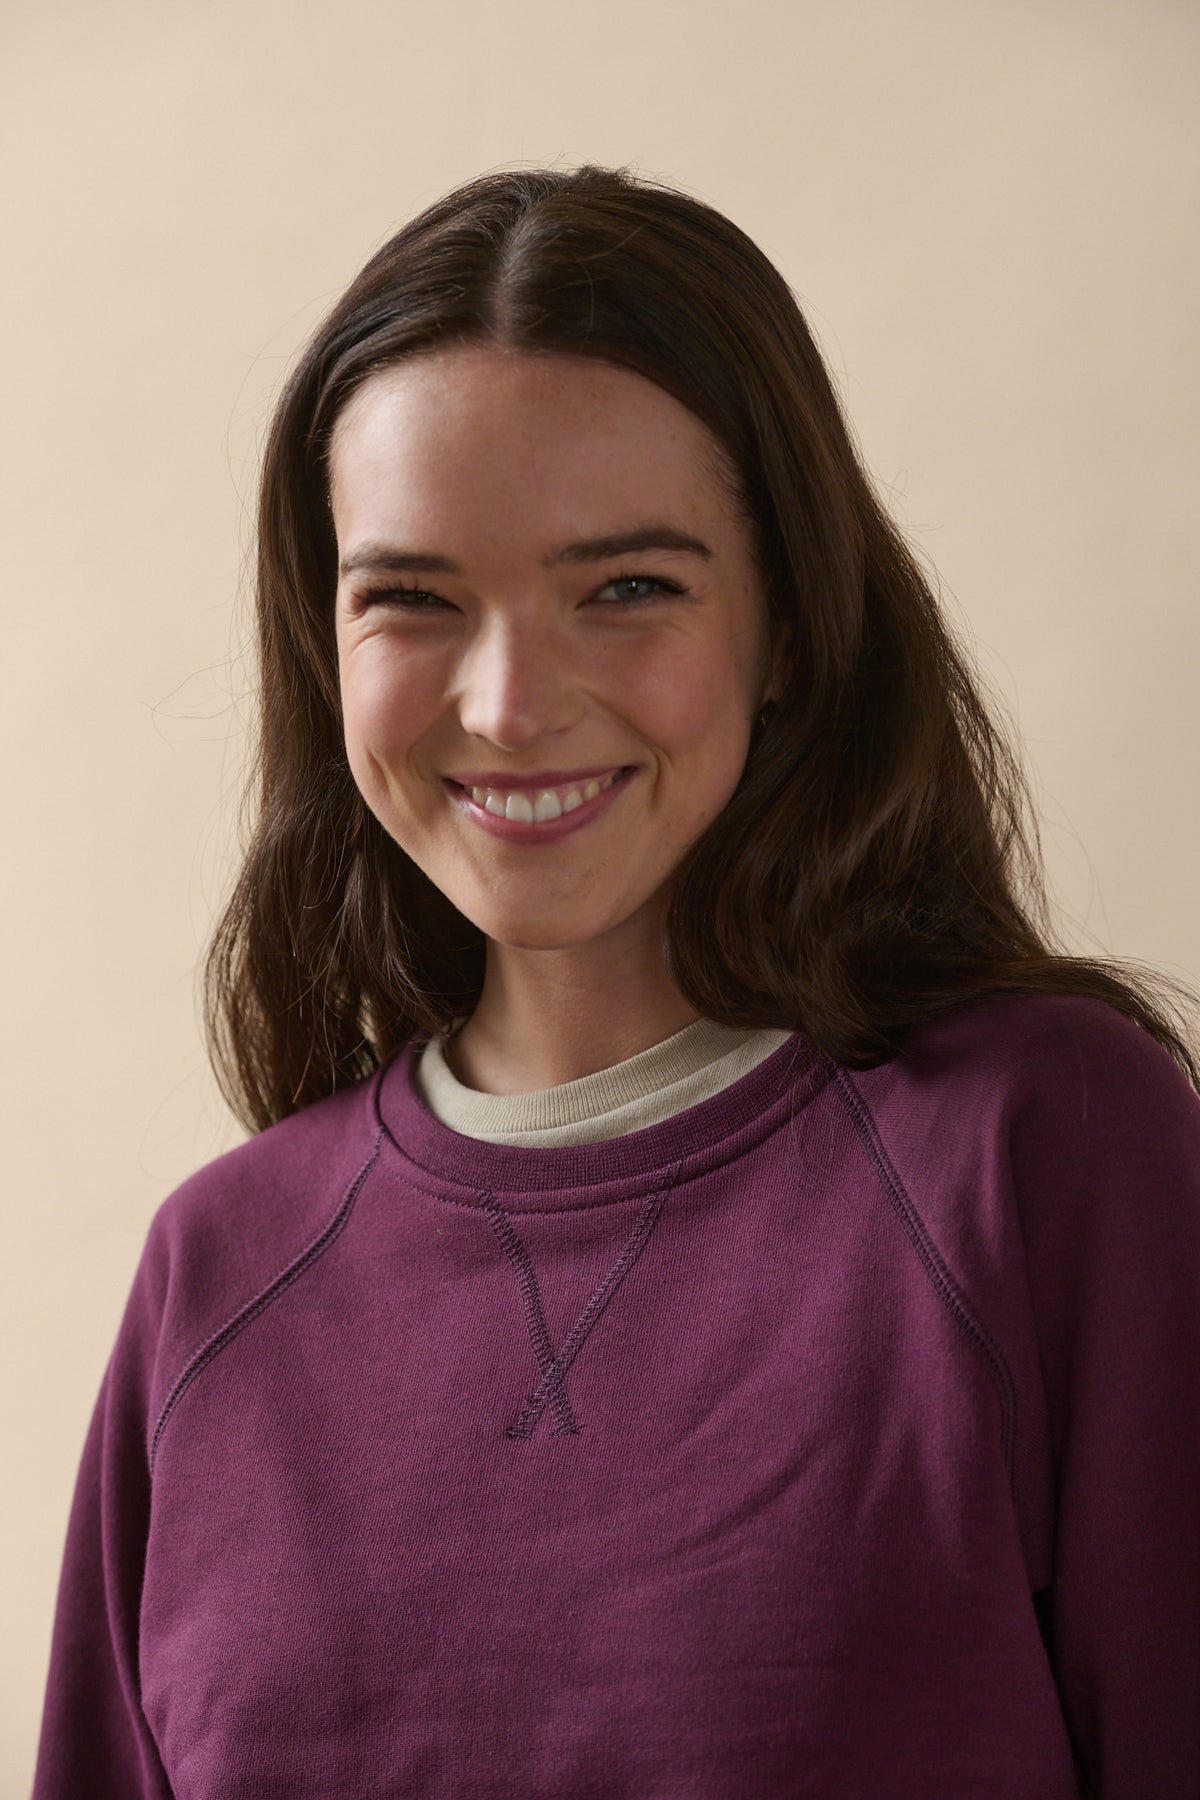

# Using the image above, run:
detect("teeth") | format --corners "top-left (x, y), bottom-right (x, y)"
top-left (467, 769), bottom-right (621, 822)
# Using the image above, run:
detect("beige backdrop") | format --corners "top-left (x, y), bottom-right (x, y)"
top-left (4, 0), bottom-right (1198, 1784)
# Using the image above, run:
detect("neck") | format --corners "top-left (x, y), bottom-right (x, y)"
top-left (448, 923), bottom-right (700, 1096)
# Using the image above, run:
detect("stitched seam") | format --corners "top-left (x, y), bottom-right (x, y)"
top-left (380, 1051), bottom-right (831, 1211)
top-left (530, 1162), bottom-right (678, 1431)
top-left (148, 1130), bottom-right (384, 1476)
top-left (831, 1069), bottom-right (1018, 1488)
top-left (488, 1161), bottom-right (681, 1439)
top-left (413, 1182), bottom-right (678, 1217)
top-left (483, 1195), bottom-right (578, 1436)
top-left (516, 1183), bottom-right (668, 1439)
top-left (550, 1173), bottom-right (675, 1372)
top-left (392, 1141), bottom-right (756, 1217)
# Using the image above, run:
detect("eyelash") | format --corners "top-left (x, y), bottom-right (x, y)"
top-left (355, 572), bottom-right (685, 611)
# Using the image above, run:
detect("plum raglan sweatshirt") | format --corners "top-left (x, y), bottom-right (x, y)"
top-left (31, 992), bottom-right (1200, 1798)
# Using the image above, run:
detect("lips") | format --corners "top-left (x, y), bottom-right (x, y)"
top-left (445, 766), bottom-right (634, 840)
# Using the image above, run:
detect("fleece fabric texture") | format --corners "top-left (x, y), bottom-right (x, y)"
top-left (32, 992), bottom-right (1200, 1799)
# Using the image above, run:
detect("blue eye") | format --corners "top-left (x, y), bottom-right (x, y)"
top-left (352, 573), bottom-right (685, 612)
top-left (596, 574), bottom-right (684, 605)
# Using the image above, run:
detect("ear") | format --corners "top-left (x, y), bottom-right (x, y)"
top-left (760, 613), bottom-right (793, 707)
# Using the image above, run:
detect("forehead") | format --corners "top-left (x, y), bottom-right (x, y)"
top-left (328, 345), bottom-right (744, 553)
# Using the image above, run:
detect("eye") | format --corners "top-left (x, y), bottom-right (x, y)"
top-left (593, 573), bottom-right (685, 606)
top-left (353, 583), bottom-right (453, 612)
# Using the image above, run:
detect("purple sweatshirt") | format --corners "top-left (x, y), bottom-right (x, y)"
top-left (32, 993), bottom-right (1200, 1798)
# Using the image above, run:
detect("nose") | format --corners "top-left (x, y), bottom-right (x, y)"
top-left (455, 609), bottom-right (580, 751)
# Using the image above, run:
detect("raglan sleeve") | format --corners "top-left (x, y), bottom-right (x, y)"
top-left (31, 1207), bottom-right (175, 1799)
top-left (1010, 1002), bottom-right (1200, 1799)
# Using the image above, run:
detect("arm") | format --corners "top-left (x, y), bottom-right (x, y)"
top-left (1013, 1004), bottom-right (1200, 1798)
top-left (32, 1220), bottom-right (174, 1799)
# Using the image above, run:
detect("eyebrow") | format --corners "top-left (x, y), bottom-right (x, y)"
top-left (338, 524), bottom-right (714, 578)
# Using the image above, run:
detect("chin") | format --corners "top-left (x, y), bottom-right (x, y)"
top-left (461, 897), bottom-right (628, 953)
top-left (477, 918), bottom-right (610, 952)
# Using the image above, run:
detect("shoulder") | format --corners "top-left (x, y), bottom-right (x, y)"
top-left (152, 1066), bottom-right (383, 1249)
top-left (132, 1068), bottom-right (386, 1428)
top-left (842, 989), bottom-right (1198, 1149)
top-left (836, 990), bottom-right (1200, 1277)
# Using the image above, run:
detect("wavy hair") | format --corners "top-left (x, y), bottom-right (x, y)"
top-left (204, 162), bottom-right (1200, 1131)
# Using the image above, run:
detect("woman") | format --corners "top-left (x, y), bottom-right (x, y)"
top-left (34, 165), bottom-right (1200, 1798)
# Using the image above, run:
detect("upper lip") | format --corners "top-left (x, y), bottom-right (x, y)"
top-left (445, 766), bottom-right (630, 791)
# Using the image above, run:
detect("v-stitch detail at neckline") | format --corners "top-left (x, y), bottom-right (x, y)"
top-left (479, 1163), bottom-right (682, 1439)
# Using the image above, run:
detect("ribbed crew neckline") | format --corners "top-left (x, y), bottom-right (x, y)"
top-left (415, 1019), bottom-right (795, 1145)
top-left (374, 1029), bottom-right (831, 1207)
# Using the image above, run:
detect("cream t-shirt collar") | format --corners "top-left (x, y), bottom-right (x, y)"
top-left (415, 1017), bottom-right (795, 1147)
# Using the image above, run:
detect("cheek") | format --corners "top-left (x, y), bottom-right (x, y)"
top-left (627, 633), bottom-right (757, 771)
top-left (338, 646), bottom-right (441, 803)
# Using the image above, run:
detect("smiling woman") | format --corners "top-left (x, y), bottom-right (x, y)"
top-left (32, 165), bottom-right (1200, 1800)
top-left (328, 347), bottom-right (776, 1084)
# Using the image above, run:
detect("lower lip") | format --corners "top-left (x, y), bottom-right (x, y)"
top-left (446, 769), bottom-right (635, 845)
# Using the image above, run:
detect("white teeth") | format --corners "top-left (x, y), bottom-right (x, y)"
top-left (467, 769), bottom-right (623, 822)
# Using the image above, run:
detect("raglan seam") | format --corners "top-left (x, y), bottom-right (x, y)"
top-left (830, 1066), bottom-right (1019, 1489)
top-left (148, 1128), bottom-right (384, 1477)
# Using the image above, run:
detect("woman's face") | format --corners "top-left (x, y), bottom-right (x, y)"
top-left (331, 344), bottom-right (773, 955)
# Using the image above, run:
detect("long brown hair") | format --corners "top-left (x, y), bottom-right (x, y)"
top-left (204, 162), bottom-right (1200, 1133)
